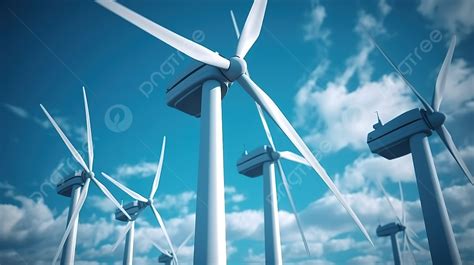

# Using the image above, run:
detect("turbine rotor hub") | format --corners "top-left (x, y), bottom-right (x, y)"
top-left (146, 199), bottom-right (153, 206)
top-left (82, 170), bottom-right (94, 180)
top-left (423, 110), bottom-right (446, 129)
top-left (222, 56), bottom-right (247, 81)
top-left (270, 151), bottom-right (280, 161)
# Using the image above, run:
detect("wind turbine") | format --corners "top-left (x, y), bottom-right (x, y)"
top-left (155, 230), bottom-right (195, 265)
top-left (230, 9), bottom-right (369, 263)
top-left (231, 11), bottom-right (309, 263)
top-left (40, 87), bottom-right (131, 265)
top-left (97, 1), bottom-right (373, 263)
top-left (367, 35), bottom-right (472, 264)
top-left (237, 109), bottom-right (311, 264)
top-left (103, 136), bottom-right (177, 265)
top-left (376, 180), bottom-right (425, 265)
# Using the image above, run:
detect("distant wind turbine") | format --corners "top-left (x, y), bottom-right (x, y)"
top-left (41, 87), bottom-right (130, 265)
top-left (103, 136), bottom-right (177, 265)
top-left (376, 180), bottom-right (426, 265)
top-left (156, 230), bottom-right (195, 265)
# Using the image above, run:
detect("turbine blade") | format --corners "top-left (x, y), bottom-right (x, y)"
top-left (399, 182), bottom-right (405, 225)
top-left (407, 234), bottom-right (426, 252)
top-left (152, 241), bottom-right (172, 257)
top-left (91, 176), bottom-right (131, 220)
top-left (111, 221), bottom-right (133, 253)
top-left (40, 104), bottom-right (89, 173)
top-left (406, 226), bottom-right (419, 239)
top-left (237, 74), bottom-right (374, 246)
top-left (436, 125), bottom-right (473, 184)
top-left (150, 205), bottom-right (177, 264)
top-left (402, 231), bottom-right (407, 254)
top-left (150, 136), bottom-right (166, 199)
top-left (276, 160), bottom-right (310, 256)
top-left (256, 102), bottom-right (276, 149)
top-left (375, 178), bottom-right (402, 223)
top-left (52, 179), bottom-right (90, 265)
top-left (406, 233), bottom-right (417, 264)
top-left (177, 230), bottom-right (194, 254)
top-left (236, 0), bottom-right (267, 58)
top-left (96, 0), bottom-right (230, 69)
top-left (433, 36), bottom-right (456, 111)
top-left (230, 10), bottom-right (240, 38)
top-left (369, 36), bottom-right (434, 113)
top-left (82, 87), bottom-right (94, 171)
top-left (101, 172), bottom-right (147, 202)
top-left (279, 151), bottom-right (310, 166)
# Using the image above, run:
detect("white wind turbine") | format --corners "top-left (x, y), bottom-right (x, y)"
top-left (230, 10), bottom-right (310, 262)
top-left (40, 87), bottom-right (131, 265)
top-left (237, 104), bottom-right (312, 264)
top-left (368, 35), bottom-right (472, 264)
top-left (97, 1), bottom-right (373, 263)
top-left (230, 9), bottom-right (370, 263)
top-left (376, 180), bottom-right (426, 265)
top-left (102, 136), bottom-right (177, 265)
top-left (155, 230), bottom-right (195, 265)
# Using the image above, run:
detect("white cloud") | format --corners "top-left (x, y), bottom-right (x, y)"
top-left (2, 103), bottom-right (87, 145)
top-left (348, 254), bottom-right (384, 265)
top-left (224, 186), bottom-right (247, 204)
top-left (440, 59), bottom-right (474, 114)
top-left (418, 0), bottom-right (474, 38)
top-left (335, 154), bottom-right (415, 191)
top-left (0, 181), bottom-right (14, 191)
top-left (3, 179), bottom-right (474, 264)
top-left (114, 161), bottom-right (157, 179)
top-left (226, 209), bottom-right (263, 241)
top-left (435, 145), bottom-right (474, 179)
top-left (443, 184), bottom-right (474, 229)
top-left (3, 103), bottom-right (29, 118)
top-left (304, 2), bottom-right (330, 44)
top-left (155, 191), bottom-right (196, 215)
top-left (378, 0), bottom-right (392, 16)
top-left (296, 74), bottom-right (417, 152)
top-left (295, 3), bottom-right (414, 153)
top-left (88, 195), bottom-right (117, 213)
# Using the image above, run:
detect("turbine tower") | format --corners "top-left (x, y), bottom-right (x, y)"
top-left (97, 1), bottom-right (373, 263)
top-left (41, 87), bottom-right (130, 265)
top-left (376, 181), bottom-right (425, 265)
top-left (368, 35), bottom-right (472, 264)
top-left (103, 136), bottom-right (177, 265)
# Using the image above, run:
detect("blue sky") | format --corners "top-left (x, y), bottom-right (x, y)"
top-left (1, 0), bottom-right (474, 264)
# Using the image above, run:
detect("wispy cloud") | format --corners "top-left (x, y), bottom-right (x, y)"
top-left (418, 0), bottom-right (474, 39)
top-left (304, 1), bottom-right (330, 45)
top-left (224, 186), bottom-right (247, 205)
top-left (114, 161), bottom-right (157, 179)
top-left (3, 104), bottom-right (29, 119)
top-left (2, 103), bottom-right (87, 146)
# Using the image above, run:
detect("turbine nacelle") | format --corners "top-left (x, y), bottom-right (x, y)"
top-left (115, 200), bottom-right (144, 222)
top-left (237, 145), bottom-right (278, 178)
top-left (376, 222), bottom-right (406, 237)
